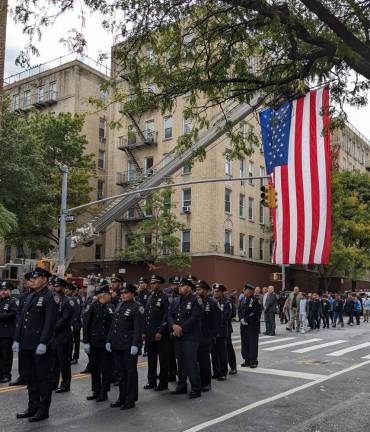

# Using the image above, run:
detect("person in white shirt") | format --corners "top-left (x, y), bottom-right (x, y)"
top-left (299, 293), bottom-right (308, 333)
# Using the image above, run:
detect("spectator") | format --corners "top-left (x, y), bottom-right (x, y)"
top-left (345, 294), bottom-right (355, 326)
top-left (278, 293), bottom-right (288, 324)
top-left (263, 286), bottom-right (278, 336)
top-left (363, 296), bottom-right (370, 323)
top-left (298, 293), bottom-right (308, 333)
top-left (286, 286), bottom-right (303, 332)
top-left (321, 295), bottom-right (331, 329)
top-left (354, 296), bottom-right (362, 325)
top-left (327, 294), bottom-right (335, 324)
top-left (333, 294), bottom-right (344, 328)
top-left (307, 293), bottom-right (322, 331)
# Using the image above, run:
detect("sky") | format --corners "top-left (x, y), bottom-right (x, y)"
top-left (4, 0), bottom-right (370, 140)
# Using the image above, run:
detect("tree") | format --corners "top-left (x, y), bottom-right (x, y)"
top-left (0, 101), bottom-right (95, 253)
top-left (117, 188), bottom-right (191, 271)
top-left (318, 170), bottom-right (370, 290)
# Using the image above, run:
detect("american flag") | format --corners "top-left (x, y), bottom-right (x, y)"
top-left (260, 87), bottom-right (331, 265)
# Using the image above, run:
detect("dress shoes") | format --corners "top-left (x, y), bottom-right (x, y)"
top-left (110, 400), bottom-right (125, 408)
top-left (55, 386), bottom-right (70, 394)
top-left (229, 369), bottom-right (237, 375)
top-left (16, 410), bottom-right (36, 419)
top-left (217, 376), bottom-right (227, 381)
top-left (189, 391), bottom-right (201, 399)
top-left (86, 393), bottom-right (98, 400)
top-left (120, 402), bottom-right (135, 410)
top-left (80, 368), bottom-right (91, 374)
top-left (201, 385), bottom-right (211, 392)
top-left (0, 376), bottom-right (11, 384)
top-left (28, 413), bottom-right (49, 422)
top-left (9, 377), bottom-right (26, 386)
top-left (240, 361), bottom-right (250, 367)
top-left (143, 384), bottom-right (155, 390)
top-left (70, 359), bottom-right (78, 365)
top-left (250, 363), bottom-right (258, 369)
top-left (96, 392), bottom-right (108, 402)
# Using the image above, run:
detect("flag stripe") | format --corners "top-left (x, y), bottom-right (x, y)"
top-left (309, 90), bottom-right (320, 263)
top-left (281, 166), bottom-right (290, 263)
top-left (294, 98), bottom-right (305, 264)
top-left (322, 87), bottom-right (331, 263)
top-left (274, 167), bottom-right (283, 264)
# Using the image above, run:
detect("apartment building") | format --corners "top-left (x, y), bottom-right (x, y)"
top-left (2, 54), bottom-right (109, 264)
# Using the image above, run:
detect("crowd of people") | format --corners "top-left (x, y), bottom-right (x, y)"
top-left (0, 268), bottom-right (261, 422)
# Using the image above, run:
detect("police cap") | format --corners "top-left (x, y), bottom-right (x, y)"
top-left (179, 278), bottom-right (196, 290)
top-left (118, 283), bottom-right (137, 295)
top-left (53, 277), bottom-right (69, 287)
top-left (212, 283), bottom-right (226, 292)
top-left (196, 280), bottom-right (210, 290)
top-left (169, 276), bottom-right (181, 285)
top-left (150, 274), bottom-right (165, 284)
top-left (111, 274), bottom-right (125, 283)
top-left (138, 276), bottom-right (149, 284)
top-left (24, 272), bottom-right (33, 281)
top-left (0, 281), bottom-right (14, 290)
top-left (244, 283), bottom-right (255, 291)
top-left (31, 267), bottom-right (52, 279)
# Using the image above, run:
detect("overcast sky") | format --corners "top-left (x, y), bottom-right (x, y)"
top-left (4, 1), bottom-right (370, 140)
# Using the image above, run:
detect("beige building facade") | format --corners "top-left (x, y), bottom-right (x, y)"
top-left (2, 54), bottom-right (109, 265)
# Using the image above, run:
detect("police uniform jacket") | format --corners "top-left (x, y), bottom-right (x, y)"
top-left (17, 290), bottom-right (30, 322)
top-left (136, 288), bottom-right (151, 308)
top-left (83, 300), bottom-right (114, 347)
top-left (168, 293), bottom-right (203, 342)
top-left (0, 297), bottom-right (18, 338)
top-left (53, 294), bottom-right (75, 345)
top-left (107, 300), bottom-right (144, 350)
top-left (238, 295), bottom-right (261, 326)
top-left (216, 297), bottom-right (232, 338)
top-left (201, 295), bottom-right (221, 341)
top-left (110, 293), bottom-right (121, 308)
top-left (14, 286), bottom-right (58, 350)
top-left (144, 291), bottom-right (169, 341)
top-left (71, 294), bottom-right (83, 330)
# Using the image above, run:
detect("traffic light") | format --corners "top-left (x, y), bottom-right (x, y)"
top-left (267, 186), bottom-right (277, 209)
top-left (260, 185), bottom-right (270, 207)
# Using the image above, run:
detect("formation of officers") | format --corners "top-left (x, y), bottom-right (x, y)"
top-left (0, 267), bottom-right (262, 422)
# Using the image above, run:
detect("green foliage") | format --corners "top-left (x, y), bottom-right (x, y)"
top-left (117, 188), bottom-right (191, 271)
top-left (0, 101), bottom-right (95, 252)
top-left (319, 170), bottom-right (370, 283)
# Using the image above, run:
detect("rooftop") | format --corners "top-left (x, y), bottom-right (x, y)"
top-left (4, 53), bottom-right (111, 86)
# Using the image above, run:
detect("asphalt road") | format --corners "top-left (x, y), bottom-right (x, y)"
top-left (2, 320), bottom-right (370, 432)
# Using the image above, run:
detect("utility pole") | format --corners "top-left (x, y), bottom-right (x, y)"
top-left (0, 0), bottom-right (8, 124)
top-left (58, 165), bottom-right (69, 277)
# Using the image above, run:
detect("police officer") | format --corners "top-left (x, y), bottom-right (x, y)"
top-left (211, 283), bottom-right (232, 381)
top-left (226, 291), bottom-right (237, 375)
top-left (143, 274), bottom-right (169, 391)
top-left (166, 276), bottom-right (181, 382)
top-left (66, 283), bottom-right (82, 365)
top-left (239, 283), bottom-right (261, 368)
top-left (168, 277), bottom-right (203, 399)
top-left (195, 280), bottom-right (221, 391)
top-left (0, 281), bottom-right (18, 383)
top-left (106, 283), bottom-right (144, 410)
top-left (51, 278), bottom-right (75, 393)
top-left (110, 274), bottom-right (124, 308)
top-left (136, 277), bottom-right (151, 307)
top-left (83, 283), bottom-right (114, 402)
top-left (13, 267), bottom-right (57, 422)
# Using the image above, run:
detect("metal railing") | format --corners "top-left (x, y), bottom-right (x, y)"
top-left (118, 131), bottom-right (158, 150)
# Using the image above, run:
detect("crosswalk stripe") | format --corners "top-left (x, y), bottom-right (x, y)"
top-left (360, 354), bottom-right (370, 360)
top-left (263, 338), bottom-right (322, 351)
top-left (232, 335), bottom-right (274, 343)
top-left (292, 340), bottom-right (347, 354)
top-left (327, 342), bottom-right (370, 357)
top-left (260, 337), bottom-right (296, 346)
top-left (237, 366), bottom-right (325, 381)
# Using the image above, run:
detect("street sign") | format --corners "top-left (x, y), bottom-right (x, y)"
top-left (57, 265), bottom-right (65, 276)
top-left (58, 214), bottom-right (75, 223)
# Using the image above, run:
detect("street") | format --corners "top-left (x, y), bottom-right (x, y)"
top-left (1, 321), bottom-right (370, 432)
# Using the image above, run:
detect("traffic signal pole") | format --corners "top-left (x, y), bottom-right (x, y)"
top-left (58, 165), bottom-right (69, 276)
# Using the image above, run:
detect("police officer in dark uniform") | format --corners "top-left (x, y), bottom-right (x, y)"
top-left (238, 283), bottom-right (261, 368)
top-left (143, 274), bottom-right (169, 391)
top-left (106, 283), bottom-right (144, 410)
top-left (168, 277), bottom-right (203, 399)
top-left (13, 267), bottom-right (57, 422)
top-left (226, 291), bottom-right (237, 375)
top-left (110, 274), bottom-right (124, 308)
top-left (51, 278), bottom-right (75, 393)
top-left (0, 281), bottom-right (18, 383)
top-left (9, 272), bottom-right (33, 387)
top-left (136, 277), bottom-right (151, 307)
top-left (66, 282), bottom-right (83, 365)
top-left (211, 283), bottom-right (232, 381)
top-left (166, 276), bottom-right (180, 382)
top-left (195, 280), bottom-right (221, 391)
top-left (83, 283), bottom-right (114, 402)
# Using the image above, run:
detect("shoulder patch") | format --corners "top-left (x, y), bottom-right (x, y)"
top-left (197, 297), bottom-right (203, 305)
top-left (54, 296), bottom-right (60, 304)
top-left (69, 300), bottom-right (75, 307)
top-left (139, 306), bottom-right (144, 314)
top-left (15, 299), bottom-right (20, 307)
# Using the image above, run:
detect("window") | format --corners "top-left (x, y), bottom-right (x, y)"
top-left (144, 234), bottom-right (152, 245)
top-left (5, 246), bottom-right (11, 263)
top-left (163, 152), bottom-right (173, 166)
top-left (99, 89), bottom-right (108, 102)
top-left (144, 119), bottom-right (155, 142)
top-left (239, 233), bottom-right (245, 256)
top-left (182, 163), bottom-right (192, 175)
top-left (95, 244), bottom-right (103, 260)
top-left (164, 116), bottom-right (173, 139)
top-left (182, 189), bottom-right (192, 208)
top-left (23, 90), bottom-right (31, 108)
top-left (163, 193), bottom-right (171, 213)
top-left (259, 202), bottom-right (265, 224)
top-left (97, 180), bottom-right (104, 200)
top-left (12, 94), bottom-right (19, 110)
top-left (259, 238), bottom-right (264, 260)
top-left (225, 230), bottom-right (233, 254)
top-left (98, 150), bottom-right (105, 169)
top-left (248, 235), bottom-right (254, 259)
top-left (248, 161), bottom-right (254, 184)
top-left (239, 158), bottom-right (245, 181)
top-left (128, 161), bottom-right (138, 181)
top-left (270, 240), bottom-right (274, 257)
top-left (269, 208), bottom-right (273, 224)
top-left (225, 156), bottom-right (232, 176)
top-left (144, 156), bottom-right (154, 174)
top-left (183, 116), bottom-right (192, 134)
top-left (128, 125), bottom-right (136, 145)
top-left (99, 118), bottom-right (106, 141)
top-left (49, 81), bottom-right (57, 100)
top-left (239, 194), bottom-right (245, 218)
top-left (144, 199), bottom-right (153, 216)
top-left (248, 197), bottom-right (254, 221)
top-left (259, 166), bottom-right (265, 187)
top-left (225, 189), bottom-right (232, 213)
top-left (182, 230), bottom-right (191, 252)
top-left (37, 86), bottom-right (44, 103)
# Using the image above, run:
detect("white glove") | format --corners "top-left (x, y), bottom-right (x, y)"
top-left (105, 342), bottom-right (112, 353)
top-left (240, 318), bottom-right (248, 326)
top-left (83, 343), bottom-right (91, 354)
top-left (35, 343), bottom-right (47, 355)
top-left (12, 341), bottom-right (20, 352)
top-left (130, 345), bottom-right (138, 356)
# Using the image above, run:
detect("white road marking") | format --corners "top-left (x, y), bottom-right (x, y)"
top-left (360, 354), bottom-right (370, 360)
top-left (260, 337), bottom-right (296, 346)
top-left (182, 360), bottom-right (370, 432)
top-left (327, 342), bottom-right (370, 357)
top-left (237, 367), bottom-right (325, 381)
top-left (232, 335), bottom-right (273, 341)
top-left (292, 340), bottom-right (347, 353)
top-left (263, 338), bottom-right (322, 351)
